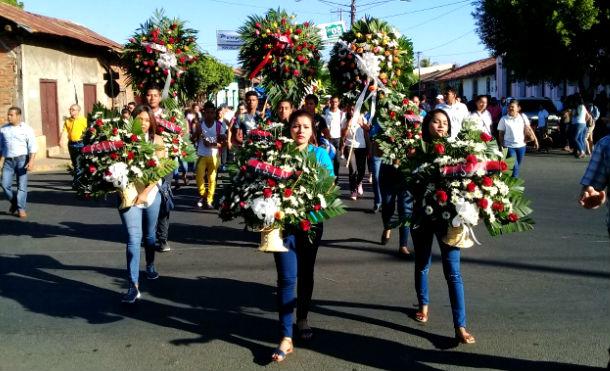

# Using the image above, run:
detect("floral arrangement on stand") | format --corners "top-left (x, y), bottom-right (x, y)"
top-left (328, 17), bottom-right (414, 106)
top-left (122, 10), bottom-right (199, 99)
top-left (376, 114), bottom-right (534, 246)
top-left (156, 98), bottom-right (197, 162)
top-left (238, 8), bottom-right (323, 106)
top-left (71, 104), bottom-right (177, 207)
top-left (218, 121), bottom-right (345, 251)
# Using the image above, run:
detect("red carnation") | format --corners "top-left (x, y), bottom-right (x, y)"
top-left (281, 18), bottom-right (287, 24)
top-left (147, 159), bottom-right (156, 167)
top-left (436, 190), bottom-right (448, 203)
top-left (403, 99), bottom-right (410, 105)
top-left (466, 182), bottom-right (477, 192)
top-left (182, 151), bottom-right (187, 157)
top-left (169, 116), bottom-right (176, 123)
top-left (112, 128), bottom-right (118, 135)
top-left (239, 201), bottom-right (245, 208)
top-left (109, 153), bottom-right (119, 160)
top-left (267, 178), bottom-right (276, 187)
top-left (173, 148), bottom-right (179, 153)
top-left (478, 199), bottom-right (489, 209)
top-left (296, 29), bottom-right (302, 34)
top-left (284, 189), bottom-right (293, 198)
top-left (130, 134), bottom-right (139, 142)
top-left (300, 219), bottom-right (311, 231)
top-left (482, 176), bottom-right (493, 187)
top-left (389, 137), bottom-right (395, 143)
top-left (127, 152), bottom-right (135, 160)
top-left (89, 127), bottom-right (96, 133)
top-left (492, 202), bottom-right (504, 211)
top-left (294, 70), bottom-right (300, 76)
top-left (275, 140), bottom-right (282, 149)
top-left (96, 119), bottom-right (103, 127)
top-left (434, 143), bottom-right (445, 154)
top-left (129, 38), bottom-right (135, 43)
top-left (263, 188), bottom-right (273, 199)
top-left (304, 22), bottom-right (310, 27)
top-left (509, 213), bottom-right (519, 222)
top-left (314, 204), bottom-right (322, 211)
top-left (88, 165), bottom-right (96, 173)
top-left (255, 22), bottom-right (261, 28)
top-left (466, 154), bottom-right (477, 164)
top-left (407, 132), bottom-right (413, 139)
top-left (480, 132), bottom-right (493, 142)
top-left (390, 111), bottom-right (396, 118)
top-left (172, 138), bottom-right (180, 144)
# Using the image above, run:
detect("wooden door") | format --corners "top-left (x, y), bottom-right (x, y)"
top-left (83, 84), bottom-right (97, 114)
top-left (40, 80), bottom-right (59, 147)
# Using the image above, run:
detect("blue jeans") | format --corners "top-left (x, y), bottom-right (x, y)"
top-left (412, 220), bottom-right (466, 328)
top-left (1, 155), bottom-right (28, 211)
top-left (379, 164), bottom-right (412, 247)
top-left (506, 146), bottom-right (526, 178)
top-left (173, 158), bottom-right (189, 179)
top-left (371, 154), bottom-right (382, 208)
top-left (273, 224), bottom-right (323, 338)
top-left (119, 192), bottom-right (161, 285)
top-left (569, 123), bottom-right (587, 154)
top-left (67, 141), bottom-right (84, 174)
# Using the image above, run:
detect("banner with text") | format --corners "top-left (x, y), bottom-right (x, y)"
top-left (217, 30), bottom-right (244, 50)
top-left (316, 21), bottom-right (346, 44)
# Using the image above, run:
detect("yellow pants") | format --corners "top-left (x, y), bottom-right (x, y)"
top-left (196, 155), bottom-right (220, 203)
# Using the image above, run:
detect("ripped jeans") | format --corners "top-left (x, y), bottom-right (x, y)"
top-left (412, 220), bottom-right (466, 328)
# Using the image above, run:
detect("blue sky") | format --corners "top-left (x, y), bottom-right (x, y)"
top-left (24, 0), bottom-right (490, 68)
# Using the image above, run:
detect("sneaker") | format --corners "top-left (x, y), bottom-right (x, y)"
top-left (368, 174), bottom-right (373, 183)
top-left (357, 183), bottom-right (364, 195)
top-left (206, 202), bottom-right (214, 209)
top-left (121, 286), bottom-right (141, 303)
top-left (350, 191), bottom-right (357, 200)
top-left (197, 197), bottom-right (204, 208)
top-left (157, 241), bottom-right (171, 252)
top-left (145, 264), bottom-right (160, 280)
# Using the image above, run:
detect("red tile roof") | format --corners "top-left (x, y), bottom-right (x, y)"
top-left (437, 57), bottom-right (496, 81)
top-left (0, 3), bottom-right (122, 51)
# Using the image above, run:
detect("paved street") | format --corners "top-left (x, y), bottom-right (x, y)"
top-left (1, 150), bottom-right (609, 371)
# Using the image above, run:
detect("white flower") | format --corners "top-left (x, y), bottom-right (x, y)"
top-left (357, 52), bottom-right (383, 79)
top-left (425, 206), bottom-right (434, 215)
top-left (473, 189), bottom-right (483, 198)
top-left (130, 166), bottom-right (143, 178)
top-left (317, 194), bottom-right (327, 208)
top-left (103, 162), bottom-right (130, 190)
top-left (251, 196), bottom-right (281, 227)
top-left (452, 200), bottom-right (479, 227)
top-left (442, 211), bottom-right (451, 220)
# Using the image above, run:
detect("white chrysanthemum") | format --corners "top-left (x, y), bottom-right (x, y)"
top-left (442, 211), bottom-right (451, 220)
top-left (425, 206), bottom-right (434, 215)
top-left (450, 180), bottom-right (461, 187)
top-left (450, 195), bottom-right (461, 205)
top-left (357, 52), bottom-right (383, 79)
top-left (452, 200), bottom-right (479, 227)
top-left (317, 194), bottom-right (327, 208)
top-left (131, 166), bottom-right (143, 178)
top-left (473, 189), bottom-right (483, 198)
top-left (251, 196), bottom-right (281, 227)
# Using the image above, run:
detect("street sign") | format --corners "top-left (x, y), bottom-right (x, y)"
top-left (216, 30), bottom-right (244, 50)
top-left (316, 21), bottom-right (346, 44)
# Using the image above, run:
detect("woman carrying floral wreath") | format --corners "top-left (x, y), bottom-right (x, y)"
top-left (120, 105), bottom-right (167, 303)
top-left (271, 110), bottom-right (334, 362)
top-left (410, 109), bottom-right (476, 344)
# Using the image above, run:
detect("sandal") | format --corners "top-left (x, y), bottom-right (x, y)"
top-left (414, 311), bottom-right (428, 323)
top-left (455, 329), bottom-right (476, 344)
top-left (271, 337), bottom-right (293, 362)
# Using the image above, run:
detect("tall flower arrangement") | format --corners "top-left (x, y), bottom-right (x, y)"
top-left (238, 8), bottom-right (323, 106)
top-left (218, 121), bottom-right (344, 246)
top-left (156, 98), bottom-right (197, 162)
top-left (122, 10), bottom-right (199, 99)
top-left (71, 104), bottom-right (177, 203)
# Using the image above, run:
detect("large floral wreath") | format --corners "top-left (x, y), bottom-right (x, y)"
top-left (238, 8), bottom-right (323, 106)
top-left (122, 10), bottom-right (199, 98)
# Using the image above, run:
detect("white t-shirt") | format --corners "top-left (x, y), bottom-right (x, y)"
top-left (343, 115), bottom-right (367, 149)
top-left (326, 109), bottom-right (345, 139)
top-left (466, 110), bottom-right (493, 136)
top-left (437, 102), bottom-right (469, 138)
top-left (498, 114), bottom-right (530, 148)
top-left (197, 120), bottom-right (227, 157)
top-left (537, 109), bottom-right (549, 128)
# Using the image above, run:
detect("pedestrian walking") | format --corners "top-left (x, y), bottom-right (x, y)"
top-left (570, 95), bottom-right (590, 159)
top-left (498, 99), bottom-right (539, 177)
top-left (0, 107), bottom-right (37, 218)
top-left (60, 104), bottom-right (87, 173)
top-left (342, 104), bottom-right (369, 200)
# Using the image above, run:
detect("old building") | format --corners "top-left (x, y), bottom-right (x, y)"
top-left (0, 3), bottom-right (133, 158)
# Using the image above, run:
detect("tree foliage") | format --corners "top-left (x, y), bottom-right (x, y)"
top-left (183, 53), bottom-right (234, 103)
top-left (473, 0), bottom-right (609, 94)
top-left (2, 0), bottom-right (24, 9)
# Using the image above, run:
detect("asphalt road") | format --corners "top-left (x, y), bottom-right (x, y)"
top-left (1, 150), bottom-right (609, 371)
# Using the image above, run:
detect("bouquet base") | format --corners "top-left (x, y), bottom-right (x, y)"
top-left (119, 182), bottom-right (146, 210)
top-left (442, 226), bottom-right (474, 248)
top-left (258, 227), bottom-right (288, 253)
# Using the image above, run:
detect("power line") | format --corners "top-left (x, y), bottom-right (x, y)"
top-left (317, 0), bottom-right (351, 8)
top-left (425, 50), bottom-right (489, 58)
top-left (403, 3), bottom-right (471, 30)
top-left (421, 30), bottom-right (474, 52)
top-left (381, 0), bottom-right (470, 19)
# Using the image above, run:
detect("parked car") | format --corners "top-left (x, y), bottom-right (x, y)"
top-left (508, 97), bottom-right (562, 148)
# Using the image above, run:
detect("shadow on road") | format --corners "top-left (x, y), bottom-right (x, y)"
top-left (0, 254), bottom-right (599, 370)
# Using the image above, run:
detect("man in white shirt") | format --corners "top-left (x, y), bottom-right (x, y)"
top-left (437, 87), bottom-right (469, 138)
top-left (234, 91), bottom-right (263, 145)
top-left (324, 95), bottom-right (345, 181)
top-left (466, 95), bottom-right (493, 136)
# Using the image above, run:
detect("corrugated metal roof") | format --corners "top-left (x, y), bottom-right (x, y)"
top-left (437, 57), bottom-right (496, 81)
top-left (0, 3), bottom-right (122, 51)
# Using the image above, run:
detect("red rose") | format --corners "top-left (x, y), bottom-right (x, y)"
top-left (403, 99), bottom-right (410, 105)
top-left (275, 140), bottom-right (282, 149)
top-left (304, 22), bottom-right (310, 27)
top-left (239, 201), bottom-right (245, 208)
top-left (169, 116), bottom-right (176, 123)
top-left (112, 128), bottom-right (118, 135)
top-left (127, 152), bottom-right (135, 160)
top-left (480, 132), bottom-right (493, 142)
top-left (109, 153), bottom-right (119, 160)
top-left (466, 182), bottom-right (477, 192)
top-left (130, 134), bottom-right (139, 142)
top-left (255, 151), bottom-right (262, 159)
top-left (129, 38), bottom-right (135, 43)
top-left (389, 137), bottom-right (395, 143)
top-left (267, 178), bottom-right (276, 187)
top-left (284, 188), bottom-right (292, 197)
top-left (492, 202), bottom-right (504, 211)
top-left (89, 127), bottom-right (96, 133)
top-left (300, 219), bottom-right (311, 231)
top-left (389, 111), bottom-right (396, 118)
top-left (173, 148), bottom-right (179, 152)
top-left (255, 22), bottom-right (261, 28)
top-left (294, 70), bottom-right (300, 76)
top-left (408, 110), bottom-right (415, 115)
top-left (147, 159), bottom-right (157, 167)
top-left (263, 188), bottom-right (273, 198)
top-left (509, 213), bottom-right (519, 222)
top-left (478, 199), bottom-right (489, 209)
top-left (436, 190), bottom-right (448, 203)
top-left (281, 18), bottom-right (287, 24)
top-left (172, 138), bottom-right (180, 144)
top-left (407, 132), bottom-right (413, 139)
top-left (88, 165), bottom-right (96, 173)
top-left (182, 151), bottom-right (187, 157)
top-left (500, 161), bottom-right (508, 171)
top-left (434, 144), bottom-right (445, 154)
top-left (466, 154), bottom-right (478, 164)
top-left (314, 204), bottom-right (322, 211)
top-left (482, 176), bottom-right (493, 187)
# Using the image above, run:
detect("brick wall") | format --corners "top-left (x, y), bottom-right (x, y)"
top-left (0, 36), bottom-right (19, 115)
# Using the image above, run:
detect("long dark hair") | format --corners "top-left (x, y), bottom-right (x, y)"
top-left (289, 109), bottom-right (317, 145)
top-left (131, 104), bottom-right (157, 141)
top-left (422, 109), bottom-right (451, 143)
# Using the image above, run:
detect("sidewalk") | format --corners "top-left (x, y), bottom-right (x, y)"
top-left (31, 153), bottom-right (71, 173)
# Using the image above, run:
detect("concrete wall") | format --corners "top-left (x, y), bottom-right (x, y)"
top-left (462, 74), bottom-right (496, 99)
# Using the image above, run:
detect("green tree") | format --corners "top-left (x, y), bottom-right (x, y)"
top-left (473, 0), bottom-right (608, 95)
top-left (183, 53), bottom-right (234, 103)
top-left (419, 58), bottom-right (431, 68)
top-left (1, 0), bottom-right (24, 8)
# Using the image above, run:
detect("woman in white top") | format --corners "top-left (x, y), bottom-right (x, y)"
top-left (466, 95), bottom-right (493, 137)
top-left (497, 100), bottom-right (538, 178)
top-left (120, 105), bottom-right (167, 303)
top-left (341, 104), bottom-right (370, 200)
top-left (570, 95), bottom-right (588, 158)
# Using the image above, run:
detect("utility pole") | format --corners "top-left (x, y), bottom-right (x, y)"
top-left (351, 0), bottom-right (356, 27)
top-left (417, 51), bottom-right (422, 96)
top-left (330, 8), bottom-right (344, 24)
